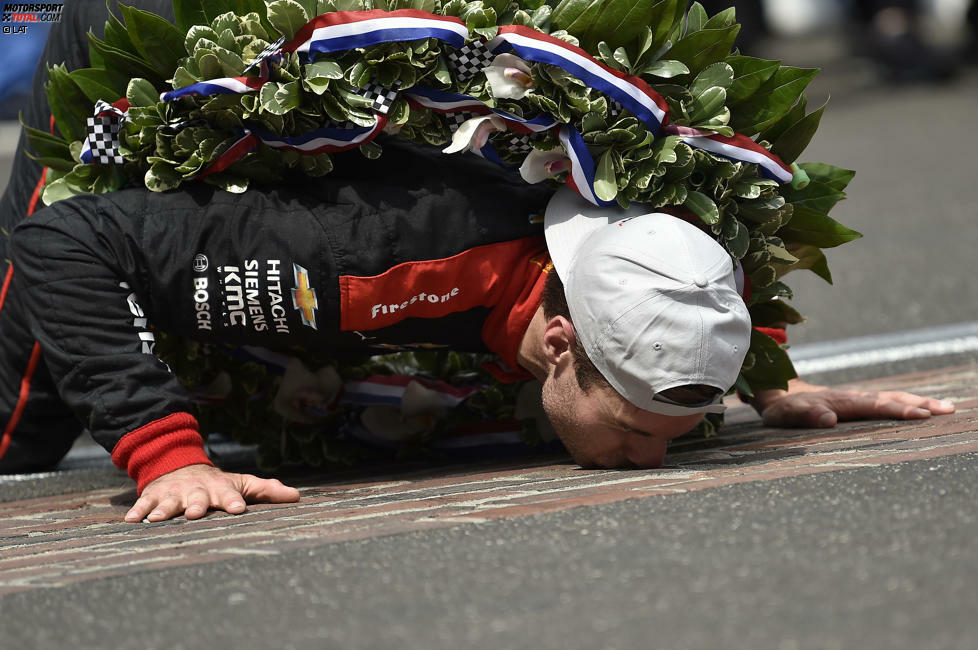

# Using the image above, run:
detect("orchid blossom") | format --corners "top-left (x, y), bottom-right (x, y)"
top-left (519, 146), bottom-right (572, 184)
top-left (443, 114), bottom-right (506, 154)
top-left (358, 380), bottom-right (448, 442)
top-left (272, 357), bottom-right (342, 424)
top-left (483, 53), bottom-right (534, 100)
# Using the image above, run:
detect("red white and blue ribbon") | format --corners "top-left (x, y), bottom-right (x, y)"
top-left (191, 116), bottom-right (388, 179)
top-left (488, 25), bottom-right (670, 134)
top-left (252, 115), bottom-right (388, 154)
top-left (404, 86), bottom-right (559, 134)
top-left (160, 60), bottom-right (272, 101)
top-left (558, 125), bottom-right (616, 207)
top-left (663, 124), bottom-right (793, 183)
top-left (343, 374), bottom-right (479, 408)
top-left (285, 9), bottom-right (468, 61)
top-left (191, 130), bottom-right (259, 180)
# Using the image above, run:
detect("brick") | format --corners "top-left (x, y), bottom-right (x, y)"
top-left (1, 363), bottom-right (976, 595)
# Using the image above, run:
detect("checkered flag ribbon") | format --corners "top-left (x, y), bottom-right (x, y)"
top-left (504, 133), bottom-right (534, 155)
top-left (357, 80), bottom-right (401, 115)
top-left (83, 100), bottom-right (128, 165)
top-left (243, 35), bottom-right (285, 73)
top-left (448, 40), bottom-right (495, 82)
top-left (447, 110), bottom-right (480, 133)
top-left (608, 99), bottom-right (624, 119)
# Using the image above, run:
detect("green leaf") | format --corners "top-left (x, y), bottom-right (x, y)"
top-left (551, 0), bottom-right (658, 52)
top-left (780, 243), bottom-right (833, 283)
top-left (174, 0), bottom-right (208, 32)
top-left (639, 59), bottom-right (689, 78)
top-left (648, 0), bottom-right (687, 53)
top-left (69, 68), bottom-right (129, 103)
top-left (722, 218), bottom-right (750, 258)
top-left (202, 0), bottom-right (269, 26)
top-left (685, 2), bottom-right (708, 34)
top-left (594, 149), bottom-right (618, 202)
top-left (22, 124), bottom-right (71, 162)
top-left (794, 162), bottom-right (855, 193)
top-left (729, 66), bottom-right (818, 136)
top-left (119, 3), bottom-right (187, 77)
top-left (688, 86), bottom-right (726, 124)
top-left (613, 47), bottom-right (631, 69)
top-left (748, 280), bottom-right (792, 305)
top-left (86, 31), bottom-right (163, 85)
top-left (690, 62), bottom-right (734, 95)
top-left (24, 153), bottom-right (78, 173)
top-left (778, 208), bottom-right (862, 248)
top-left (275, 80), bottom-right (302, 112)
top-left (306, 59), bottom-right (344, 80)
top-left (758, 93), bottom-right (806, 144)
top-left (749, 299), bottom-right (805, 326)
top-left (127, 78), bottom-right (160, 108)
top-left (703, 6), bottom-right (737, 30)
top-left (103, 7), bottom-right (140, 56)
top-left (781, 182), bottom-right (846, 216)
top-left (41, 177), bottom-right (82, 206)
top-left (46, 64), bottom-right (91, 143)
top-left (666, 25), bottom-right (739, 78)
top-left (739, 329), bottom-right (796, 392)
top-left (684, 190), bottom-right (720, 225)
top-left (145, 162), bottom-right (183, 192)
top-left (185, 25), bottom-right (220, 53)
top-left (267, 0), bottom-right (309, 40)
top-left (725, 55), bottom-right (780, 106)
top-left (766, 241), bottom-right (798, 264)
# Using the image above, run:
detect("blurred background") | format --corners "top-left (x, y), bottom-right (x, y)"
top-left (2, 0), bottom-right (976, 350)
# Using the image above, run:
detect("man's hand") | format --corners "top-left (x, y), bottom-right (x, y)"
top-left (124, 464), bottom-right (300, 523)
top-left (751, 379), bottom-right (956, 428)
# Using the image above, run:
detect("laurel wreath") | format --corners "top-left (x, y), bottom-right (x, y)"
top-left (25, 0), bottom-right (860, 468)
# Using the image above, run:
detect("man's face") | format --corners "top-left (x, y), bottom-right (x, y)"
top-left (540, 362), bottom-right (705, 469)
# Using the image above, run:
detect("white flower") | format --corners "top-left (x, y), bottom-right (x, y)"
top-left (359, 406), bottom-right (436, 443)
top-left (519, 146), bottom-right (572, 184)
top-left (443, 114), bottom-right (506, 154)
top-left (400, 380), bottom-right (450, 417)
top-left (483, 53), bottom-right (534, 100)
top-left (358, 380), bottom-right (449, 443)
top-left (272, 357), bottom-right (342, 424)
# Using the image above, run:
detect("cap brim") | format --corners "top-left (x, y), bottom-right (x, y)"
top-left (543, 187), bottom-right (651, 278)
top-left (642, 396), bottom-right (727, 416)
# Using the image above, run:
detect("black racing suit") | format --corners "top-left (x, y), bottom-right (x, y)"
top-left (0, 1), bottom-right (554, 488)
top-left (2, 140), bottom-right (553, 489)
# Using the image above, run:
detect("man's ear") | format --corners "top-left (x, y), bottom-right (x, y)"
top-left (542, 316), bottom-right (577, 366)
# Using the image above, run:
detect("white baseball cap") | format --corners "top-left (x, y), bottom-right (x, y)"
top-left (544, 188), bottom-right (752, 416)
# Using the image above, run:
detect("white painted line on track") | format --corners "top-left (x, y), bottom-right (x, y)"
top-left (789, 321), bottom-right (978, 376)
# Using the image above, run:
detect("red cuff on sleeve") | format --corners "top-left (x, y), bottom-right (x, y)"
top-left (111, 412), bottom-right (214, 494)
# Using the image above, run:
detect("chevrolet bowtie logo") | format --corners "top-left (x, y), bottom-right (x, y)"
top-left (291, 264), bottom-right (319, 329)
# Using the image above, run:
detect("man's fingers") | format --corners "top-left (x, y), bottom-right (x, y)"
top-left (236, 474), bottom-right (301, 504)
top-left (829, 393), bottom-right (930, 421)
top-left (125, 467), bottom-right (301, 523)
top-left (763, 402), bottom-right (836, 428)
top-left (184, 487), bottom-right (212, 520)
top-left (146, 495), bottom-right (183, 522)
top-left (211, 485), bottom-right (248, 515)
top-left (126, 496), bottom-right (156, 523)
top-left (879, 392), bottom-right (956, 415)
